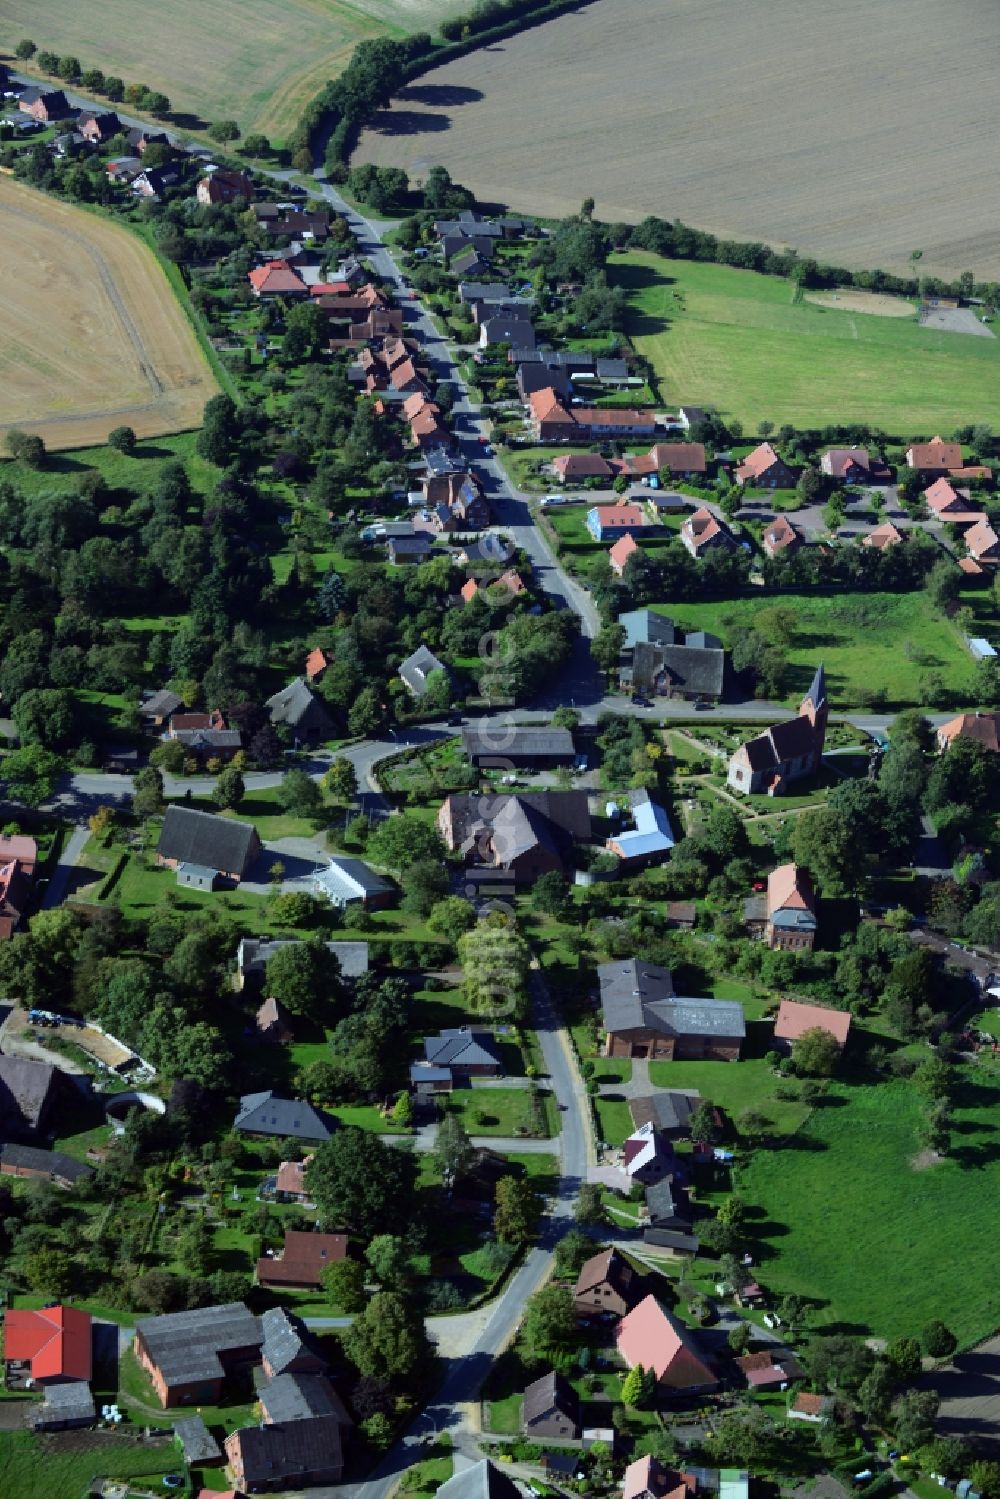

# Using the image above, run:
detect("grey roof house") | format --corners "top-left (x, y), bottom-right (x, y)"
top-left (233, 1091), bottom-right (336, 1142)
top-left (236, 937), bottom-right (369, 990)
top-left (314, 858), bottom-right (393, 909)
top-left (265, 678), bottom-right (335, 745)
top-left (438, 1459), bottom-right (524, 1499)
top-left (0, 1057), bottom-right (62, 1139)
top-left (33, 1381), bottom-right (96, 1431)
top-left (156, 805), bottom-right (261, 883)
top-left (259, 1371), bottom-right (351, 1427)
top-left (461, 724), bottom-right (575, 768)
top-left (522, 1369), bottom-right (579, 1440)
top-left (135, 1302), bottom-right (262, 1407)
top-left (174, 1414), bottom-right (223, 1466)
top-left (260, 1308), bottom-right (327, 1379)
top-left (398, 645), bottom-right (449, 699)
top-left (600, 959), bottom-right (745, 1062)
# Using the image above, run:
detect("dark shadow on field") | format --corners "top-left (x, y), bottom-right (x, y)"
top-left (366, 108), bottom-right (452, 137)
top-left (397, 84), bottom-right (483, 106)
top-left (168, 111), bottom-right (208, 132)
top-left (608, 259), bottom-right (675, 337)
top-left (37, 453), bottom-right (86, 475)
top-left (134, 442), bottom-right (172, 459)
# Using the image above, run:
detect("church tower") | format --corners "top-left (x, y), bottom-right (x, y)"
top-left (800, 663), bottom-right (828, 767)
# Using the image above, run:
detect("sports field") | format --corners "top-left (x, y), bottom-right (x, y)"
top-left (612, 251), bottom-right (1000, 432)
top-left (0, 176), bottom-right (217, 451)
top-left (353, 0), bottom-right (1000, 279)
top-left (0, 0), bottom-right (464, 140)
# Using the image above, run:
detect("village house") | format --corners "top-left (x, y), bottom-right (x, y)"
top-left (922, 478), bottom-right (985, 522)
top-left (235, 938), bottom-right (368, 992)
top-left (789, 1392), bottom-right (834, 1423)
top-left (398, 644), bottom-right (449, 699)
top-left (736, 1350), bottom-right (804, 1391)
top-left (156, 805), bottom-right (261, 885)
top-left (863, 520), bottom-right (904, 550)
top-left (437, 791), bottom-right (590, 883)
top-left (256, 1231), bottom-right (348, 1291)
top-left (135, 1302), bottom-right (262, 1408)
top-left (820, 448), bottom-right (890, 484)
top-left (265, 678), bottom-right (334, 746)
top-left (680, 507), bottom-right (735, 558)
top-left (623, 1121), bottom-right (678, 1187)
top-left (0, 1143), bottom-right (93, 1189)
top-left (248, 260), bottom-right (309, 299)
top-left (132, 163), bottom-right (181, 198)
top-left (623, 1457), bottom-right (696, 1499)
top-left (19, 87), bottom-right (71, 122)
top-left (600, 959), bottom-right (745, 1061)
top-left (735, 442), bottom-right (796, 488)
top-left (551, 452), bottom-right (613, 482)
top-left (522, 1370), bottom-right (579, 1440)
top-left (617, 441), bottom-right (708, 480)
top-left (936, 710), bottom-right (1000, 754)
top-left (745, 863), bottom-right (818, 951)
top-left (606, 789), bottom-right (675, 867)
top-left (964, 516), bottom-right (1000, 565)
top-left (629, 1090), bottom-right (697, 1140)
top-left (416, 1029), bottom-right (503, 1089)
top-left (139, 688), bottom-right (184, 727)
top-left (617, 1295), bottom-right (717, 1392)
top-left (762, 513), bottom-right (803, 559)
top-left (727, 665), bottom-right (827, 795)
top-left (586, 502), bottom-right (649, 541)
top-left (620, 629), bottom-right (727, 701)
top-left (574, 1246), bottom-right (642, 1317)
top-left (529, 387), bottom-right (580, 443)
top-left (313, 858), bottom-right (393, 911)
top-left (197, 169), bottom-right (253, 205)
top-left (256, 996), bottom-right (294, 1044)
top-left (609, 533), bottom-right (639, 576)
top-left (479, 316), bottom-right (536, 349)
top-left (4, 1306), bottom-right (92, 1385)
top-left (461, 725), bottom-right (575, 769)
top-left (226, 1373), bottom-right (351, 1489)
top-left (260, 1308), bottom-right (327, 1379)
top-left (77, 110), bottom-right (122, 144)
top-left (304, 647), bottom-right (330, 681)
top-left (905, 436), bottom-right (963, 476)
top-left (438, 1459), bottom-right (523, 1499)
top-left (0, 1057), bottom-right (62, 1140)
top-left (773, 998), bottom-right (851, 1054)
top-left (254, 204), bottom-right (331, 241)
top-left (125, 127), bottom-right (170, 155)
top-left (0, 855), bottom-right (32, 941)
top-left (233, 1092), bottom-right (336, 1143)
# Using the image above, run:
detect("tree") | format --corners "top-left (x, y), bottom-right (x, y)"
top-left (553, 1228), bottom-right (595, 1280)
top-left (390, 1091), bottom-right (412, 1128)
top-left (108, 425), bottom-right (137, 454)
top-left (146, 92), bottom-right (171, 118)
top-left (343, 1290), bottom-right (429, 1380)
top-left (15, 40), bottom-right (37, 59)
top-left (366, 815), bottom-right (444, 874)
top-left (209, 119), bottom-right (240, 142)
top-left (791, 1026), bottom-right (842, 1077)
top-left (321, 1258), bottom-right (367, 1312)
top-left (1, 744), bottom-right (64, 807)
top-left (518, 1284), bottom-right (577, 1364)
top-left (858, 1361), bottom-right (895, 1423)
top-left (433, 1113), bottom-right (474, 1187)
top-left (400, 858), bottom-right (448, 918)
top-left (458, 919), bottom-right (530, 1023)
top-left (196, 393), bottom-right (240, 466)
top-left (213, 764), bottom-right (245, 811)
top-left (922, 1319), bottom-right (957, 1359)
top-left (324, 758), bottom-right (358, 803)
top-left (706, 1402), bottom-right (776, 1465)
top-left (913, 1054), bottom-right (952, 1101)
top-left (592, 623), bottom-right (626, 678)
top-left (533, 871), bottom-right (570, 920)
top-left (365, 1233), bottom-right (411, 1289)
top-left (24, 1247), bottom-right (74, 1299)
top-left (893, 1388), bottom-right (939, 1450)
top-left (242, 132), bottom-right (270, 156)
top-left (727, 1322), bottom-right (752, 1355)
top-left (621, 1365), bottom-right (646, 1407)
top-left (307, 1128), bottom-right (417, 1240)
top-left (574, 1183), bottom-right (606, 1224)
top-left (277, 769), bottom-right (325, 821)
top-left (791, 803), bottom-right (866, 894)
top-left (132, 766), bottom-right (164, 820)
top-left (687, 1099), bottom-right (719, 1145)
top-left (885, 1335), bottom-right (923, 1381)
top-left (969, 1465), bottom-right (1000, 1499)
top-left (265, 939), bottom-right (343, 1022)
top-left (5, 429), bottom-right (45, 469)
top-left (427, 896), bottom-right (477, 945)
top-left (347, 686), bottom-right (385, 738)
top-left (494, 1175), bottom-right (542, 1243)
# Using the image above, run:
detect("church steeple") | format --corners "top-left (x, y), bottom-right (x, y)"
top-left (800, 663), bottom-right (828, 761)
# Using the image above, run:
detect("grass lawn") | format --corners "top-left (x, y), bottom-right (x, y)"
top-left (446, 1086), bottom-right (556, 1138)
top-left (485, 1392), bottom-right (523, 1433)
top-left (650, 592), bottom-right (976, 709)
top-left (594, 1095), bottom-right (635, 1148)
top-left (0, 430), bottom-right (216, 497)
top-left (740, 1071), bottom-right (1000, 1343)
top-left (612, 250), bottom-right (1000, 432)
top-left (648, 1057), bottom-right (811, 1137)
top-left (0, 1430), bottom-right (177, 1499)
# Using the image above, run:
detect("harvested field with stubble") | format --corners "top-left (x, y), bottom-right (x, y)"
top-left (0, 177), bottom-right (217, 452)
top-left (0, 0), bottom-right (465, 140)
top-left (354, 0), bottom-right (1000, 279)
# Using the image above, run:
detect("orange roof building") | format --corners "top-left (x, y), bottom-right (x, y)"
top-left (774, 998), bottom-right (851, 1050)
top-left (305, 648), bottom-right (329, 680)
top-left (906, 436), bottom-right (963, 473)
top-left (735, 442), bottom-right (796, 487)
top-left (762, 513), bottom-right (803, 558)
top-left (763, 863), bottom-right (817, 951)
top-left (609, 533), bottom-right (639, 576)
top-left (936, 711), bottom-right (1000, 755)
top-left (460, 579), bottom-right (480, 604)
top-left (248, 260), bottom-right (308, 298)
top-left (617, 1295), bottom-right (716, 1390)
top-left (680, 506), bottom-right (733, 558)
top-left (495, 569), bottom-right (526, 596)
top-left (964, 516), bottom-right (1000, 563)
top-left (4, 1306), bottom-right (92, 1383)
top-left (863, 520), bottom-right (904, 550)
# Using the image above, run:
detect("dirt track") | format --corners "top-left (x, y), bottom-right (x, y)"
top-left (354, 0), bottom-right (1000, 279)
top-left (0, 176), bottom-right (217, 451)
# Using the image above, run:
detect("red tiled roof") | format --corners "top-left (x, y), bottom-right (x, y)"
top-left (529, 387), bottom-right (575, 426)
top-left (616, 1294), bottom-right (715, 1388)
top-left (774, 998), bottom-right (851, 1046)
top-left (682, 506), bottom-right (727, 551)
top-left (965, 516), bottom-right (1000, 559)
top-left (906, 437), bottom-right (962, 470)
top-left (938, 712), bottom-right (1000, 753)
top-left (460, 579), bottom-right (479, 603)
top-left (924, 477), bottom-right (968, 514)
top-left (609, 533), bottom-right (639, 570)
top-left (767, 862), bottom-right (814, 916)
top-left (574, 406), bottom-right (653, 427)
top-left (256, 1230), bottom-right (348, 1286)
top-left (275, 1158), bottom-right (309, 1195)
top-left (248, 260), bottom-right (307, 295)
top-left (305, 648), bottom-right (329, 679)
top-left (736, 442), bottom-right (787, 482)
top-left (863, 521), bottom-right (904, 549)
top-left (595, 503), bottom-right (645, 528)
top-left (4, 1307), bottom-right (92, 1381)
top-left (552, 453), bottom-right (613, 479)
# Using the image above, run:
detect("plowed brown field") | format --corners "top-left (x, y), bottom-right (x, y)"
top-left (0, 176), bottom-right (217, 451)
top-left (354, 0), bottom-right (1000, 279)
